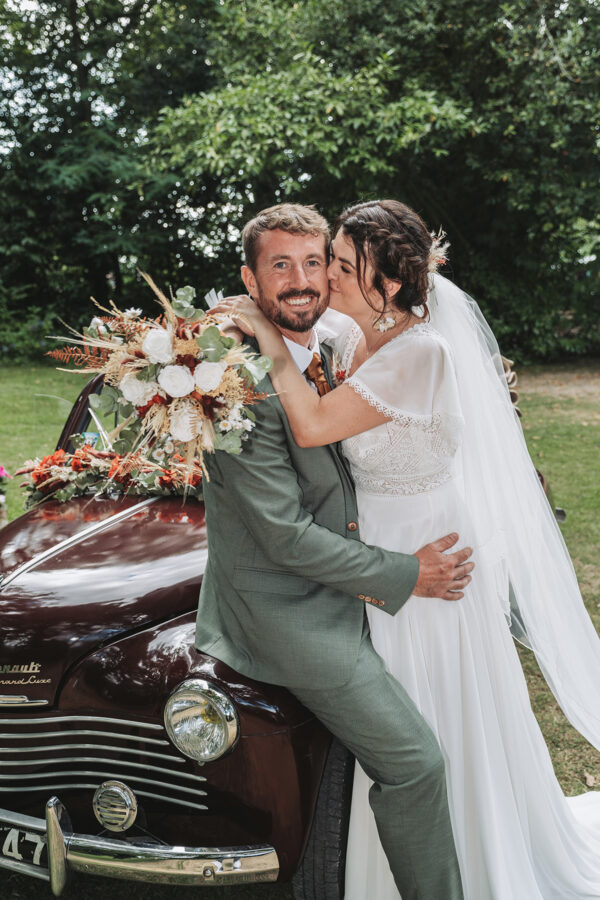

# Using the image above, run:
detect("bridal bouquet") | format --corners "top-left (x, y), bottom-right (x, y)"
top-left (18, 274), bottom-right (271, 507)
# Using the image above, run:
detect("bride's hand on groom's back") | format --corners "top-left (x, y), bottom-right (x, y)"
top-left (413, 534), bottom-right (474, 602)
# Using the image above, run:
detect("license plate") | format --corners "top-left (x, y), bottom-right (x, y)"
top-left (0, 823), bottom-right (47, 869)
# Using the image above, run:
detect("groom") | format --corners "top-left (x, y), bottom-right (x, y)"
top-left (195, 203), bottom-right (470, 899)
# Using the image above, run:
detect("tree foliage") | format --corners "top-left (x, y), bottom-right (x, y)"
top-left (0, 0), bottom-right (215, 356)
top-left (1, 0), bottom-right (598, 360)
top-left (153, 0), bottom-right (600, 359)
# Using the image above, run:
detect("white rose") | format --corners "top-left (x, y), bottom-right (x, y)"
top-left (219, 420), bottom-right (232, 432)
top-left (142, 326), bottom-right (174, 364)
top-left (170, 407), bottom-right (199, 442)
top-left (119, 372), bottom-right (160, 407)
top-left (158, 365), bottom-right (195, 398)
top-left (194, 360), bottom-right (228, 393)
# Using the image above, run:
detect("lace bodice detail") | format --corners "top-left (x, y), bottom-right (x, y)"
top-left (337, 323), bottom-right (464, 496)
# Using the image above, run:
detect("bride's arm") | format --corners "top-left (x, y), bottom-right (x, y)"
top-left (214, 297), bottom-right (392, 447)
top-left (264, 328), bottom-right (391, 447)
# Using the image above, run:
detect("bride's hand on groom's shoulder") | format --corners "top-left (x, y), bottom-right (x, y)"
top-left (210, 295), bottom-right (269, 338)
top-left (413, 534), bottom-right (474, 602)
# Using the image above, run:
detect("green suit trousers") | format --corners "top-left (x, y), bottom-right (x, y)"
top-left (293, 624), bottom-right (463, 900)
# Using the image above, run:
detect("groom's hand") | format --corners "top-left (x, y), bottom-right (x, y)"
top-left (413, 533), bottom-right (474, 601)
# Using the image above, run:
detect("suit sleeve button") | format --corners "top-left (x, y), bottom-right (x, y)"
top-left (347, 521), bottom-right (358, 531)
top-left (358, 593), bottom-right (365, 600)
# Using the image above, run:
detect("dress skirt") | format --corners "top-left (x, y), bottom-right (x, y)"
top-left (345, 478), bottom-right (600, 900)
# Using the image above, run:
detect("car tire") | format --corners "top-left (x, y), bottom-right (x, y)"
top-left (292, 737), bottom-right (355, 900)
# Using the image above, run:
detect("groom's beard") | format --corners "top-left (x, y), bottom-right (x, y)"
top-left (255, 286), bottom-right (329, 333)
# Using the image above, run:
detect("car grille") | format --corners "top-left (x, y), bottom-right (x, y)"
top-left (0, 714), bottom-right (207, 812)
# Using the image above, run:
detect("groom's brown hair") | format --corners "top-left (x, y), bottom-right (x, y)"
top-left (242, 203), bottom-right (329, 272)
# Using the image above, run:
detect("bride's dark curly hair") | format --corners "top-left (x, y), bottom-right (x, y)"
top-left (332, 200), bottom-right (436, 315)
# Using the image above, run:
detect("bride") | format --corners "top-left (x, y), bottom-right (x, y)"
top-left (220, 199), bottom-right (600, 899)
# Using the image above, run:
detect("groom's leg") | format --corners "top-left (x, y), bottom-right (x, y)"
top-left (292, 631), bottom-right (463, 900)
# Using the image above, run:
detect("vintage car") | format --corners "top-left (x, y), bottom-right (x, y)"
top-left (0, 377), bottom-right (354, 899)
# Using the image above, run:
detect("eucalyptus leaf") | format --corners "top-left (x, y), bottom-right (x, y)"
top-left (88, 393), bottom-right (103, 411)
top-left (55, 484), bottom-right (77, 502)
top-left (196, 325), bottom-right (228, 361)
top-left (113, 438), bottom-right (130, 454)
top-left (242, 356), bottom-right (273, 384)
top-left (136, 364), bottom-right (158, 382)
top-left (214, 429), bottom-right (244, 454)
top-left (176, 285), bottom-right (196, 305)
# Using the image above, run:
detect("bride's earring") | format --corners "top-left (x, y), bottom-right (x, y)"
top-left (372, 312), bottom-right (397, 333)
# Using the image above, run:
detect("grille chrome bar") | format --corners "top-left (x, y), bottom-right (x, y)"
top-left (0, 757), bottom-right (206, 782)
top-left (0, 729), bottom-right (169, 745)
top-left (0, 785), bottom-right (208, 811)
top-left (0, 742), bottom-right (182, 762)
top-left (0, 715), bottom-right (163, 729)
top-left (0, 770), bottom-right (206, 796)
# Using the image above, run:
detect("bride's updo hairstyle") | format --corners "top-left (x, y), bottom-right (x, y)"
top-left (332, 200), bottom-right (440, 315)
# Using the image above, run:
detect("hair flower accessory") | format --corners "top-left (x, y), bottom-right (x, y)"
top-left (428, 228), bottom-right (450, 273)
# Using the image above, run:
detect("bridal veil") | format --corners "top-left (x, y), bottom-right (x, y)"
top-left (428, 273), bottom-right (600, 751)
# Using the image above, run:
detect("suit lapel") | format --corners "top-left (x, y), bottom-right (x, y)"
top-left (249, 334), bottom-right (355, 489)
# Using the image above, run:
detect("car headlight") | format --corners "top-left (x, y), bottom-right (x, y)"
top-left (164, 678), bottom-right (239, 762)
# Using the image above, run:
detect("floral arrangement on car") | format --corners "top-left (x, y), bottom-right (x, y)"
top-left (17, 274), bottom-right (272, 507)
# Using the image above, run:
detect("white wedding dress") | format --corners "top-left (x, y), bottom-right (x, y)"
top-left (335, 319), bottom-right (600, 900)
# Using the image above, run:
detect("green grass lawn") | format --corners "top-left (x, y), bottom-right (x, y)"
top-left (0, 363), bottom-right (84, 522)
top-left (0, 360), bottom-right (599, 899)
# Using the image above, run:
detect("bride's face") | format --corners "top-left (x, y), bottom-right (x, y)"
top-left (327, 230), bottom-right (380, 318)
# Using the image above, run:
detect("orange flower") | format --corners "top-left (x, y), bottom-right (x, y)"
top-left (70, 444), bottom-right (92, 472)
top-left (137, 393), bottom-right (168, 418)
top-left (158, 470), bottom-right (178, 488)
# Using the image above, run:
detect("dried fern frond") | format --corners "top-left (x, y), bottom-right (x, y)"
top-left (46, 345), bottom-right (110, 366)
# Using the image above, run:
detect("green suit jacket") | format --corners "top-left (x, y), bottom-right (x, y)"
top-left (195, 340), bottom-right (419, 688)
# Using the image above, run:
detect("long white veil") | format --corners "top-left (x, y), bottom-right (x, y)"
top-left (428, 273), bottom-right (600, 750)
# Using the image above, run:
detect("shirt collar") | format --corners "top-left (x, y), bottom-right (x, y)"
top-left (282, 330), bottom-right (320, 375)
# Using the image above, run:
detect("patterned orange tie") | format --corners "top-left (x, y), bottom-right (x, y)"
top-left (306, 353), bottom-right (332, 397)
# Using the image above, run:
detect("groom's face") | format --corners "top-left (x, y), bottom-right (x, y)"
top-left (241, 229), bottom-right (329, 334)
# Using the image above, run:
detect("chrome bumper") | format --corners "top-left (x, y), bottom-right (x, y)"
top-left (0, 798), bottom-right (279, 895)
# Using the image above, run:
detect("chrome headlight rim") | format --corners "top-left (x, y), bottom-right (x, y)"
top-left (164, 677), bottom-right (239, 763)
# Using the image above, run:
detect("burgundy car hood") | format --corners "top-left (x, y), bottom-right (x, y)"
top-left (0, 496), bottom-right (208, 707)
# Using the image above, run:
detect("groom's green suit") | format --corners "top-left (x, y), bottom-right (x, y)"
top-left (195, 341), bottom-right (463, 899)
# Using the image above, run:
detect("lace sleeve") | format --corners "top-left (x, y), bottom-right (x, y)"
top-left (345, 326), bottom-right (464, 435)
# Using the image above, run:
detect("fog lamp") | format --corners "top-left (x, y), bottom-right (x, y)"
top-left (164, 678), bottom-right (239, 762)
